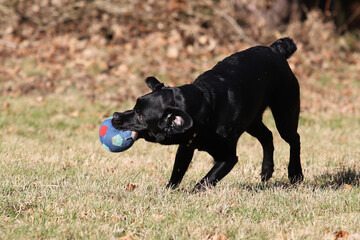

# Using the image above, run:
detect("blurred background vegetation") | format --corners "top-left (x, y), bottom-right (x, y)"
top-left (1, 0), bottom-right (359, 115)
top-left (1, 2), bottom-right (360, 239)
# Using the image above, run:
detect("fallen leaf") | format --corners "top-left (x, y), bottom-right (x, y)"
top-left (119, 235), bottom-right (132, 240)
top-left (335, 230), bottom-right (350, 239)
top-left (126, 183), bottom-right (137, 192)
top-left (344, 184), bottom-right (352, 192)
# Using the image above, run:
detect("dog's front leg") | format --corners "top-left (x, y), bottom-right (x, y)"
top-left (166, 145), bottom-right (195, 189)
top-left (193, 155), bottom-right (238, 192)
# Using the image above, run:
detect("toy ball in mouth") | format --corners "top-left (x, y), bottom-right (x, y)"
top-left (99, 117), bottom-right (138, 152)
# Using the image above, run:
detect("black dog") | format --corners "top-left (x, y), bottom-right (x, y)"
top-left (112, 38), bottom-right (304, 191)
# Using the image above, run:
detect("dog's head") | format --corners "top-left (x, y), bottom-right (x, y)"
top-left (112, 77), bottom-right (193, 144)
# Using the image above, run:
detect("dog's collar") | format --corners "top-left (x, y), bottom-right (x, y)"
top-left (186, 132), bottom-right (198, 147)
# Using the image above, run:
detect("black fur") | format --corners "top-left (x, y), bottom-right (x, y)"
top-left (112, 38), bottom-right (304, 191)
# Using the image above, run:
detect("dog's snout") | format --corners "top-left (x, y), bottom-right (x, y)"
top-left (112, 112), bottom-right (124, 130)
top-left (113, 112), bottom-right (122, 120)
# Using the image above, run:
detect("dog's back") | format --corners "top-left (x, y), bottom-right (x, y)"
top-left (194, 38), bottom-right (297, 86)
top-left (192, 38), bottom-right (299, 134)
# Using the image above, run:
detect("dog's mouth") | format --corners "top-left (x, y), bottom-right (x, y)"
top-left (131, 131), bottom-right (139, 141)
top-left (110, 114), bottom-right (139, 141)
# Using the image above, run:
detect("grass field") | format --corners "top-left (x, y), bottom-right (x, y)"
top-left (1, 92), bottom-right (359, 239)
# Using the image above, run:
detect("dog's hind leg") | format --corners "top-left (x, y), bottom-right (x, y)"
top-left (246, 121), bottom-right (274, 182)
top-left (271, 95), bottom-right (304, 184)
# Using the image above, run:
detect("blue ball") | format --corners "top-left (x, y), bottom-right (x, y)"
top-left (99, 117), bottom-right (135, 152)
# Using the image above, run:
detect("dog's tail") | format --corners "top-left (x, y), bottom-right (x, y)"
top-left (269, 37), bottom-right (297, 59)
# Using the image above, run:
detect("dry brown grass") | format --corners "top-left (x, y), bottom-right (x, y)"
top-left (1, 94), bottom-right (359, 239)
top-left (1, 1), bottom-right (359, 239)
top-left (1, 0), bottom-right (359, 115)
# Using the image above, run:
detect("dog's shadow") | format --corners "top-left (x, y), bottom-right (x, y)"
top-left (311, 167), bottom-right (360, 189)
top-left (238, 167), bottom-right (360, 191)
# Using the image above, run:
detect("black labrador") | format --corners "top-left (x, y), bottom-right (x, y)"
top-left (112, 38), bottom-right (304, 191)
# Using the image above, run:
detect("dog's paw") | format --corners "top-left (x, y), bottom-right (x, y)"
top-left (192, 182), bottom-right (212, 193)
top-left (166, 182), bottom-right (179, 190)
top-left (289, 173), bottom-right (304, 184)
top-left (260, 170), bottom-right (274, 182)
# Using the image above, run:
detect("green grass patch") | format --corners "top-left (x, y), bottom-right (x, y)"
top-left (1, 93), bottom-right (359, 239)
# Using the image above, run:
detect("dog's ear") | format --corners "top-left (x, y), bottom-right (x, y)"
top-left (145, 76), bottom-right (165, 91)
top-left (158, 108), bottom-right (193, 134)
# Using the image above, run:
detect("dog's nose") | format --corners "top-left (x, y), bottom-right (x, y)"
top-left (113, 112), bottom-right (122, 121)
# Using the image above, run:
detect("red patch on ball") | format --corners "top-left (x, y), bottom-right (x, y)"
top-left (99, 125), bottom-right (108, 136)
